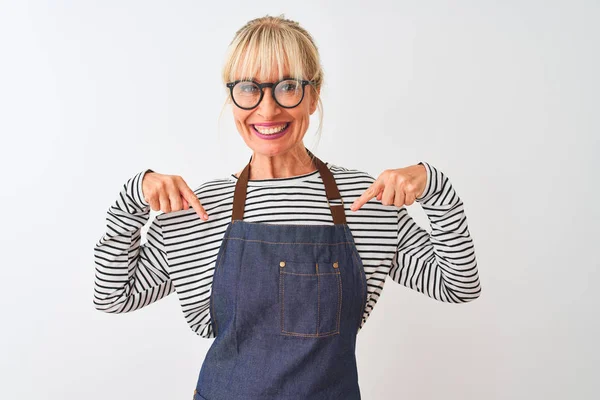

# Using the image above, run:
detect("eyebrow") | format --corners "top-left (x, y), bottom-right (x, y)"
top-left (237, 75), bottom-right (296, 83)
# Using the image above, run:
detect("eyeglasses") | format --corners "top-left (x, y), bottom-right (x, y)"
top-left (226, 78), bottom-right (315, 110)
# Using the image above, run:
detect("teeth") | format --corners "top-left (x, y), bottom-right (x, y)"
top-left (254, 123), bottom-right (288, 135)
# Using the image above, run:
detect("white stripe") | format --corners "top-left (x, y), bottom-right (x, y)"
top-left (93, 161), bottom-right (481, 338)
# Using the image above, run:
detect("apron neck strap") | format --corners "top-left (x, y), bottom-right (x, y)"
top-left (232, 150), bottom-right (346, 224)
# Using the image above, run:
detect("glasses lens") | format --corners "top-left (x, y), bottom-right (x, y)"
top-left (232, 81), bottom-right (261, 108)
top-left (274, 80), bottom-right (303, 107)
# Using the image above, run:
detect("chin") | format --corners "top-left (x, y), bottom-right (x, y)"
top-left (246, 137), bottom-right (285, 151)
top-left (254, 144), bottom-right (288, 156)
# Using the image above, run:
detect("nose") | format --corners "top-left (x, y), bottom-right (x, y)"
top-left (256, 87), bottom-right (281, 119)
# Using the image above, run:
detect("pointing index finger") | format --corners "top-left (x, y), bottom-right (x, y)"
top-left (179, 182), bottom-right (208, 220)
top-left (351, 181), bottom-right (383, 211)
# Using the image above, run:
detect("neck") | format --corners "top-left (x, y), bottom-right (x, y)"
top-left (241, 145), bottom-right (316, 180)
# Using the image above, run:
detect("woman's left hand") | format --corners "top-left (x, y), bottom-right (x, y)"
top-left (350, 164), bottom-right (427, 211)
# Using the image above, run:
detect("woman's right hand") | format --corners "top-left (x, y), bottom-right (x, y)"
top-left (142, 171), bottom-right (209, 221)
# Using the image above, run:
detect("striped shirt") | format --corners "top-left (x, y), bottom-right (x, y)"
top-left (93, 161), bottom-right (481, 338)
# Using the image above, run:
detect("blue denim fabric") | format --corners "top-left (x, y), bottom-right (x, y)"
top-left (193, 217), bottom-right (368, 399)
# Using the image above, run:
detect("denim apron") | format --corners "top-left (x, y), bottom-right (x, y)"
top-left (193, 154), bottom-right (368, 400)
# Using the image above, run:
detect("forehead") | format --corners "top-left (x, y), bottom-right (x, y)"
top-left (231, 49), bottom-right (305, 83)
top-left (233, 64), bottom-right (292, 83)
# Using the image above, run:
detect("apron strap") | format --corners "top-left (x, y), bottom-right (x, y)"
top-left (232, 150), bottom-right (346, 224)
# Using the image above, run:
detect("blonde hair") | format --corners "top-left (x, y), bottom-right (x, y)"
top-left (218, 14), bottom-right (324, 151)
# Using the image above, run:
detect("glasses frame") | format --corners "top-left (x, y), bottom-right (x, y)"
top-left (226, 78), bottom-right (315, 110)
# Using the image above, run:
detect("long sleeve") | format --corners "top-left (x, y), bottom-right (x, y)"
top-left (388, 161), bottom-right (481, 303)
top-left (93, 169), bottom-right (175, 313)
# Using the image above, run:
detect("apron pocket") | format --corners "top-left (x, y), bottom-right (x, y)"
top-left (279, 260), bottom-right (342, 337)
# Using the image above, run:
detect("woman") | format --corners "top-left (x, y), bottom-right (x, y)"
top-left (93, 15), bottom-right (481, 400)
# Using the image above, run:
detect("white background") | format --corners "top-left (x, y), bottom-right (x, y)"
top-left (1, 1), bottom-right (598, 399)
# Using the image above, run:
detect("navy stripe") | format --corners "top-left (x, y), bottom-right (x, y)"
top-left (93, 161), bottom-right (481, 338)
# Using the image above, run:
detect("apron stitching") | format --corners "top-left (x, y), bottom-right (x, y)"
top-left (281, 271), bottom-right (338, 276)
top-left (211, 225), bottom-right (232, 337)
top-left (280, 270), bottom-right (284, 333)
top-left (343, 222), bottom-right (367, 332)
top-left (351, 250), bottom-right (367, 331)
top-left (316, 268), bottom-right (320, 335)
top-left (224, 237), bottom-right (352, 246)
top-left (281, 330), bottom-right (339, 337)
top-left (337, 268), bottom-right (342, 332)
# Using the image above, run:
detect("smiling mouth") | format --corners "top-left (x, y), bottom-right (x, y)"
top-left (252, 122), bottom-right (290, 135)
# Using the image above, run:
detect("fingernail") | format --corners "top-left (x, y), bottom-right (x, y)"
top-left (203, 213), bottom-right (208, 220)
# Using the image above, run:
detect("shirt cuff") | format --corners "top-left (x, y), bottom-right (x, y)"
top-left (416, 161), bottom-right (433, 202)
top-left (134, 168), bottom-right (154, 209)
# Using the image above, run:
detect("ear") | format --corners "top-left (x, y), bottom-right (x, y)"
top-left (309, 87), bottom-right (320, 115)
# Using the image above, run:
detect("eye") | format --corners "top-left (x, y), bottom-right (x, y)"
top-left (280, 82), bottom-right (300, 92)
top-left (233, 81), bottom-right (260, 95)
top-left (239, 83), bottom-right (259, 93)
